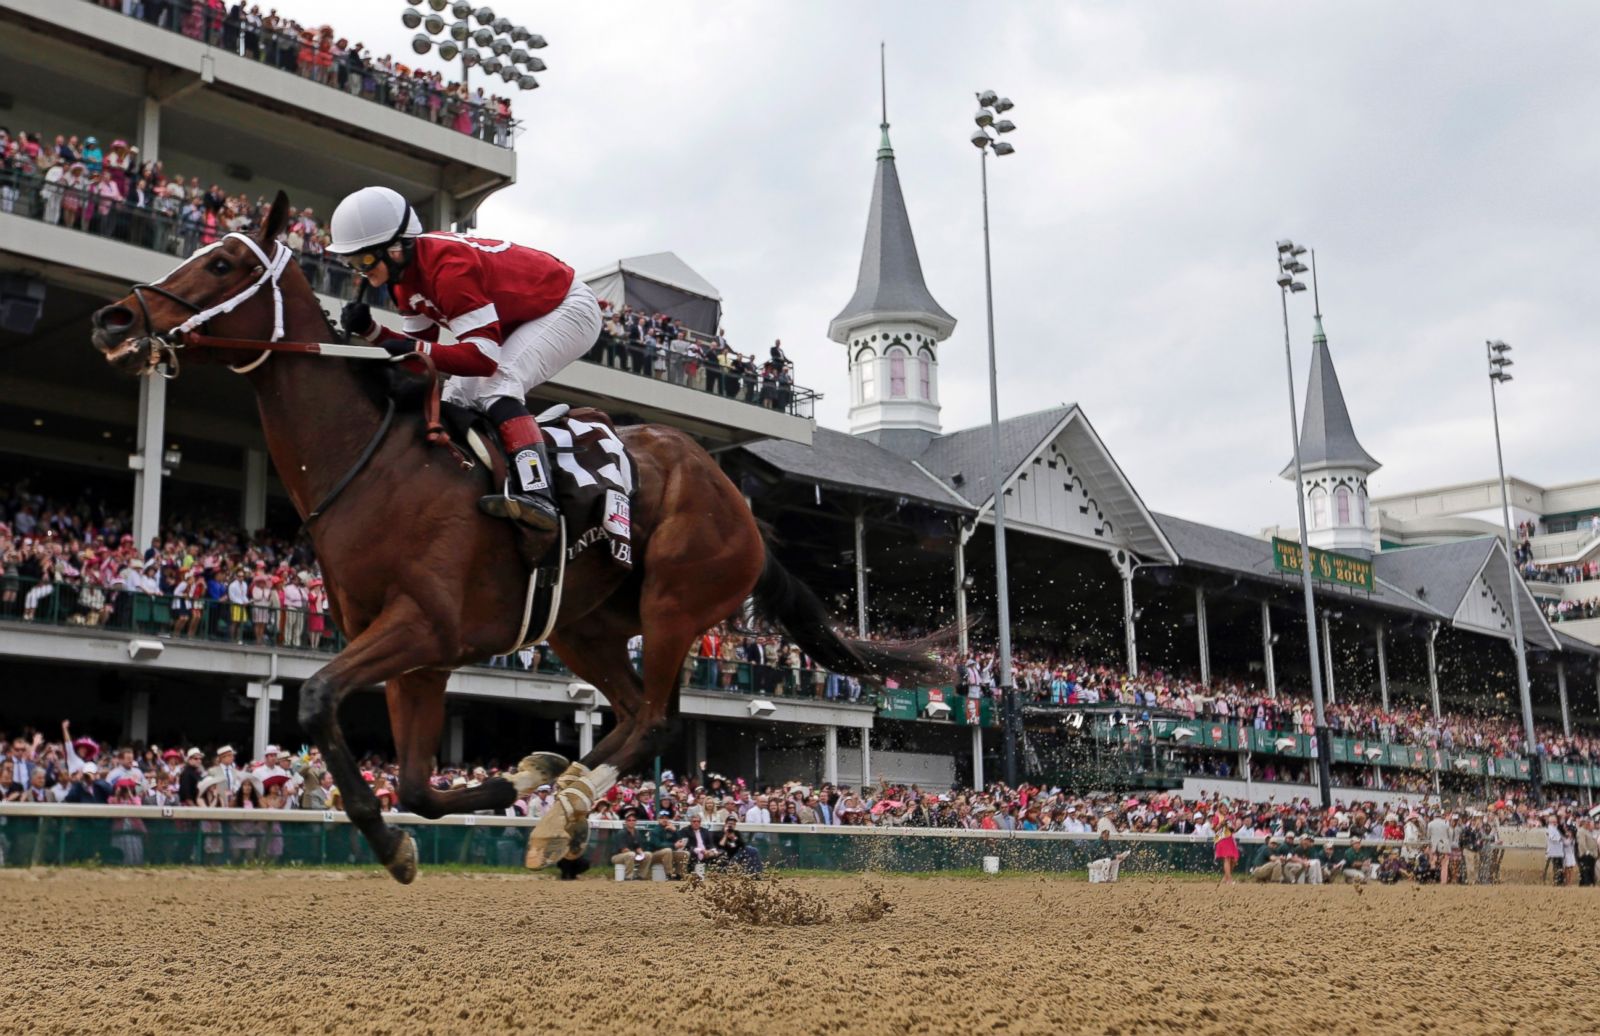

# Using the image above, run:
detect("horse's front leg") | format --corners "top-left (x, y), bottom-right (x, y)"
top-left (387, 669), bottom-right (519, 818)
top-left (298, 605), bottom-right (441, 884)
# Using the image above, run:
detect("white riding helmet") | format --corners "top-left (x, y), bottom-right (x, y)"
top-left (327, 185), bottom-right (422, 255)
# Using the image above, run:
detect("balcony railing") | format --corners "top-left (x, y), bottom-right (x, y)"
top-left (0, 173), bottom-right (820, 417)
top-left (0, 576), bottom-right (864, 699)
top-left (78, 0), bottom-right (519, 147)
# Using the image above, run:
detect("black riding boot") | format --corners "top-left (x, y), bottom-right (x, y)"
top-left (479, 399), bottom-right (560, 533)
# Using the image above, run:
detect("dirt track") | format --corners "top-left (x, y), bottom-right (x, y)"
top-left (7, 869), bottom-right (1598, 1035)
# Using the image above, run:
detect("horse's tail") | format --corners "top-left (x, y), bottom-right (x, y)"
top-left (749, 532), bottom-right (950, 687)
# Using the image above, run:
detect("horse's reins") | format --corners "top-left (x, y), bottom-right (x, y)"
top-left (129, 232), bottom-right (471, 522)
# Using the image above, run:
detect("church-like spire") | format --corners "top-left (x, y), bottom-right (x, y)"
top-left (1280, 272), bottom-right (1380, 478)
top-left (828, 46), bottom-right (954, 345)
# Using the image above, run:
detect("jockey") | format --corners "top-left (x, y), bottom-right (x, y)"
top-left (327, 185), bottom-right (601, 534)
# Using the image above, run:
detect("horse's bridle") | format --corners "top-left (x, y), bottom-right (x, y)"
top-left (130, 232), bottom-right (293, 377)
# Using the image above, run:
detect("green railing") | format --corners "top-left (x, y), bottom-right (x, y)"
top-left (1117, 717), bottom-right (1599, 788)
top-left (0, 805), bottom-right (1387, 875)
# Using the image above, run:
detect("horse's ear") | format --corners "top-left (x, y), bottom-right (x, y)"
top-left (260, 190), bottom-right (291, 246)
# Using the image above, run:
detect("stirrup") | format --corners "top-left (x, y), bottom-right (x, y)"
top-left (479, 485), bottom-right (559, 533)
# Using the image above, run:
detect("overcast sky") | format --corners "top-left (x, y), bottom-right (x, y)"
top-left (280, 1), bottom-right (1599, 533)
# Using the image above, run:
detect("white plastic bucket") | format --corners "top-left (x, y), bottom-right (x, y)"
top-left (695, 863), bottom-right (706, 878)
top-left (614, 863), bottom-right (628, 882)
top-left (982, 856), bottom-right (1000, 875)
top-left (651, 864), bottom-right (668, 882)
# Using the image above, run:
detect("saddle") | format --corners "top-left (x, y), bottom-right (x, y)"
top-left (380, 355), bottom-right (635, 576)
top-left (436, 399), bottom-right (637, 574)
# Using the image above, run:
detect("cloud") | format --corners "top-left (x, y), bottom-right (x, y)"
top-left (279, 0), bottom-right (1600, 533)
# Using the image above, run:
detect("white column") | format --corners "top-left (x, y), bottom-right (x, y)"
top-left (1557, 661), bottom-right (1570, 737)
top-left (1376, 623), bottom-right (1389, 712)
top-left (575, 710), bottom-right (598, 758)
top-left (860, 728), bottom-right (872, 788)
top-left (854, 511), bottom-right (869, 638)
top-left (823, 725), bottom-right (839, 787)
top-left (1195, 587), bottom-right (1211, 685)
top-left (128, 690), bottom-right (151, 746)
top-left (242, 449), bottom-right (268, 533)
top-left (1427, 622), bottom-right (1442, 720)
top-left (445, 714), bottom-right (465, 766)
top-left (130, 374), bottom-right (167, 550)
top-left (136, 95), bottom-right (161, 162)
top-left (1321, 612), bottom-right (1336, 707)
top-left (245, 682), bottom-right (282, 763)
top-left (971, 723), bottom-right (984, 790)
top-left (1261, 601), bottom-right (1277, 699)
top-left (1120, 564), bottom-right (1138, 678)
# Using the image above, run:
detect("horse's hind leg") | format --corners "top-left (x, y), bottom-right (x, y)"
top-left (387, 670), bottom-right (519, 818)
top-left (298, 605), bottom-right (440, 884)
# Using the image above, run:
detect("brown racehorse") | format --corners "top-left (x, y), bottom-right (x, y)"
top-left (88, 192), bottom-right (939, 883)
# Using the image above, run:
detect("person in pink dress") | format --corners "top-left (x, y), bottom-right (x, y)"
top-left (1214, 819), bottom-right (1240, 883)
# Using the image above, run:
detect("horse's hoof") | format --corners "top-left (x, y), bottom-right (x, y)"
top-left (385, 831), bottom-right (418, 885)
top-left (510, 751), bottom-right (570, 795)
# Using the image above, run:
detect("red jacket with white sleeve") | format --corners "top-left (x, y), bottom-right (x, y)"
top-left (371, 232), bottom-right (575, 377)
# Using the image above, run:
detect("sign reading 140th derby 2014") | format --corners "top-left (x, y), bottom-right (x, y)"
top-left (1271, 538), bottom-right (1375, 592)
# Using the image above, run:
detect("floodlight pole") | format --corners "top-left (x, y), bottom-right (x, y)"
top-left (1277, 244), bottom-right (1333, 809)
top-left (1487, 340), bottom-right (1540, 805)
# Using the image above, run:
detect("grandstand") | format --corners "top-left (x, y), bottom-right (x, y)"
top-left (3, 0), bottom-right (1599, 814)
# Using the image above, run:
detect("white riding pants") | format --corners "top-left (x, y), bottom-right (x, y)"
top-left (443, 278), bottom-right (602, 410)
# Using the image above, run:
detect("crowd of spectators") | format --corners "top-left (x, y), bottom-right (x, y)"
top-left (91, 0), bottom-right (517, 144)
top-left (597, 307), bottom-right (803, 412)
top-left (1546, 596), bottom-right (1600, 625)
top-left (0, 480), bottom-right (332, 650)
top-left (7, 722), bottom-right (1598, 886)
top-left (0, 127), bottom-right (368, 303)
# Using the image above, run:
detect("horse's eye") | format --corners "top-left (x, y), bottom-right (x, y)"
top-left (209, 258), bottom-right (232, 275)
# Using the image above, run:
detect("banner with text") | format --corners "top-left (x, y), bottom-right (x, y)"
top-left (1271, 538), bottom-right (1375, 592)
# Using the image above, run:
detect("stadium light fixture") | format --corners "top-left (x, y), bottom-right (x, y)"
top-left (1485, 336), bottom-right (1539, 804)
top-left (1274, 236), bottom-right (1331, 809)
top-left (400, 3), bottom-right (547, 92)
top-left (970, 86), bottom-right (1021, 784)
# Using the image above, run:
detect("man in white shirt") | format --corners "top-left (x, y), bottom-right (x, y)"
top-left (226, 572), bottom-right (250, 642)
top-left (253, 745), bottom-right (291, 788)
top-left (743, 795), bottom-right (772, 826)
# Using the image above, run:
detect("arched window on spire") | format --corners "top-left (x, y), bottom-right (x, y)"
top-left (856, 347), bottom-right (876, 402)
top-left (888, 346), bottom-right (908, 398)
top-left (917, 348), bottom-right (933, 400)
top-left (1335, 486), bottom-right (1352, 525)
top-left (1309, 485), bottom-right (1328, 529)
top-left (1358, 487), bottom-right (1369, 527)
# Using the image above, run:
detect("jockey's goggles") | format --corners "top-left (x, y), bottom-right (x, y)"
top-left (338, 249), bottom-right (386, 273)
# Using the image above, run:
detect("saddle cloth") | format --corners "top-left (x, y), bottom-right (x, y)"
top-left (450, 402), bottom-right (636, 572)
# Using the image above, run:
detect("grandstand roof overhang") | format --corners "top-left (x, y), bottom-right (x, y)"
top-left (741, 405), bottom-right (1176, 564)
top-left (963, 407), bottom-right (1179, 564)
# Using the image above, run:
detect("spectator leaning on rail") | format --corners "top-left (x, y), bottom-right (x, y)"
top-left (329, 186), bottom-right (602, 534)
